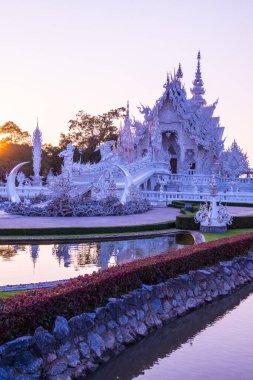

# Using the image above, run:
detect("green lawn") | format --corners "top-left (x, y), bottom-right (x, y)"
top-left (0, 290), bottom-right (26, 298)
top-left (203, 228), bottom-right (253, 242)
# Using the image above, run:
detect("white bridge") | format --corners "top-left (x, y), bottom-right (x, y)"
top-left (2, 162), bottom-right (253, 206)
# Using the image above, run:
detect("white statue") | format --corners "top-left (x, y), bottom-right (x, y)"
top-left (96, 140), bottom-right (115, 161)
top-left (46, 169), bottom-right (55, 185)
top-left (158, 175), bottom-right (167, 191)
top-left (17, 172), bottom-right (26, 187)
top-left (195, 176), bottom-right (233, 233)
top-left (58, 143), bottom-right (74, 180)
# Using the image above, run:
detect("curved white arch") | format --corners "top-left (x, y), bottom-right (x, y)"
top-left (111, 163), bottom-right (133, 204)
top-left (7, 162), bottom-right (30, 203)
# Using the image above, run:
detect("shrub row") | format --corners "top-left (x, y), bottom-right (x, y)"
top-left (1, 233), bottom-right (253, 344)
top-left (170, 200), bottom-right (253, 209)
top-left (225, 202), bottom-right (253, 207)
top-left (169, 201), bottom-right (199, 214)
top-left (229, 216), bottom-right (253, 229)
top-left (176, 214), bottom-right (199, 230)
top-left (169, 200), bottom-right (202, 209)
top-left (0, 221), bottom-right (176, 237)
top-left (176, 214), bottom-right (253, 230)
top-left (180, 206), bottom-right (199, 214)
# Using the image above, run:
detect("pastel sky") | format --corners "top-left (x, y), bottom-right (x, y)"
top-left (0, 0), bottom-right (252, 163)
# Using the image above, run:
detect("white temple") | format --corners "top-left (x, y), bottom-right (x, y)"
top-left (64, 52), bottom-right (251, 205)
top-left (4, 52), bottom-right (253, 207)
top-left (117, 52), bottom-right (224, 176)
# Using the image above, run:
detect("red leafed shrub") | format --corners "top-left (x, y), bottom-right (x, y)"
top-left (1, 233), bottom-right (253, 344)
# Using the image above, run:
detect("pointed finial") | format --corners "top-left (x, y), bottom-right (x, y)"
top-left (176, 63), bottom-right (183, 79)
top-left (36, 117), bottom-right (39, 128)
top-left (191, 51), bottom-right (206, 106)
top-left (163, 72), bottom-right (170, 88)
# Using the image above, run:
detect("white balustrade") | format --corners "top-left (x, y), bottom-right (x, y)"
top-left (141, 190), bottom-right (253, 204)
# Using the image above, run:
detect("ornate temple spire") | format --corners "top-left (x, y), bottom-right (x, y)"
top-left (191, 51), bottom-right (206, 106)
top-left (124, 100), bottom-right (131, 130)
top-left (118, 101), bottom-right (134, 162)
top-left (176, 63), bottom-right (183, 79)
top-left (32, 118), bottom-right (42, 186)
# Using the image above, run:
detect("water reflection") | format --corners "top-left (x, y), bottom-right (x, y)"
top-left (0, 245), bottom-right (18, 261)
top-left (88, 283), bottom-right (253, 380)
top-left (0, 233), bottom-right (193, 286)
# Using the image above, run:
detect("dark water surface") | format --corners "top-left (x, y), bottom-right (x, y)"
top-left (88, 283), bottom-right (253, 380)
top-left (0, 233), bottom-right (193, 285)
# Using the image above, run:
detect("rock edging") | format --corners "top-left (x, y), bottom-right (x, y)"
top-left (1, 251), bottom-right (253, 379)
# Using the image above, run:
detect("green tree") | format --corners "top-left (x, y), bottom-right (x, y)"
top-left (60, 107), bottom-right (125, 163)
top-left (0, 121), bottom-right (31, 144)
top-left (0, 142), bottom-right (32, 180)
top-left (41, 144), bottom-right (62, 177)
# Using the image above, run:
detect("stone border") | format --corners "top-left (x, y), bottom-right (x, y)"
top-left (1, 251), bottom-right (253, 379)
top-left (0, 231), bottom-right (203, 292)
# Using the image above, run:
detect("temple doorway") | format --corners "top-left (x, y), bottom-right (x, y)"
top-left (170, 158), bottom-right (177, 174)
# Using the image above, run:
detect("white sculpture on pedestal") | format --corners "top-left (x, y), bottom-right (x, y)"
top-left (195, 176), bottom-right (233, 233)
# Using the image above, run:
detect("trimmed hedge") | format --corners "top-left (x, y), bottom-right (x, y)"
top-left (176, 213), bottom-right (253, 231)
top-left (170, 201), bottom-right (202, 207)
top-left (0, 221), bottom-right (176, 237)
top-left (229, 216), bottom-right (253, 229)
top-left (225, 202), bottom-right (253, 207)
top-left (176, 214), bottom-right (199, 230)
top-left (170, 200), bottom-right (253, 209)
top-left (1, 233), bottom-right (253, 344)
top-left (180, 206), bottom-right (199, 214)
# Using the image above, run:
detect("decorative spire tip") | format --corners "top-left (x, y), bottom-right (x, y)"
top-left (176, 63), bottom-right (183, 79)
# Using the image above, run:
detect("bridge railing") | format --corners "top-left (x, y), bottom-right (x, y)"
top-left (141, 190), bottom-right (253, 204)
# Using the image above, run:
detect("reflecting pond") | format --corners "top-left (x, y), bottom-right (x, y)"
top-left (88, 282), bottom-right (253, 380)
top-left (0, 233), bottom-right (193, 286)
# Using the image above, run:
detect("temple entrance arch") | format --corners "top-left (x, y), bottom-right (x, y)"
top-left (161, 130), bottom-right (180, 174)
top-left (170, 158), bottom-right (177, 174)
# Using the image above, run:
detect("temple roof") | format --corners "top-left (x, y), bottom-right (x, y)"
top-left (119, 53), bottom-right (224, 155)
